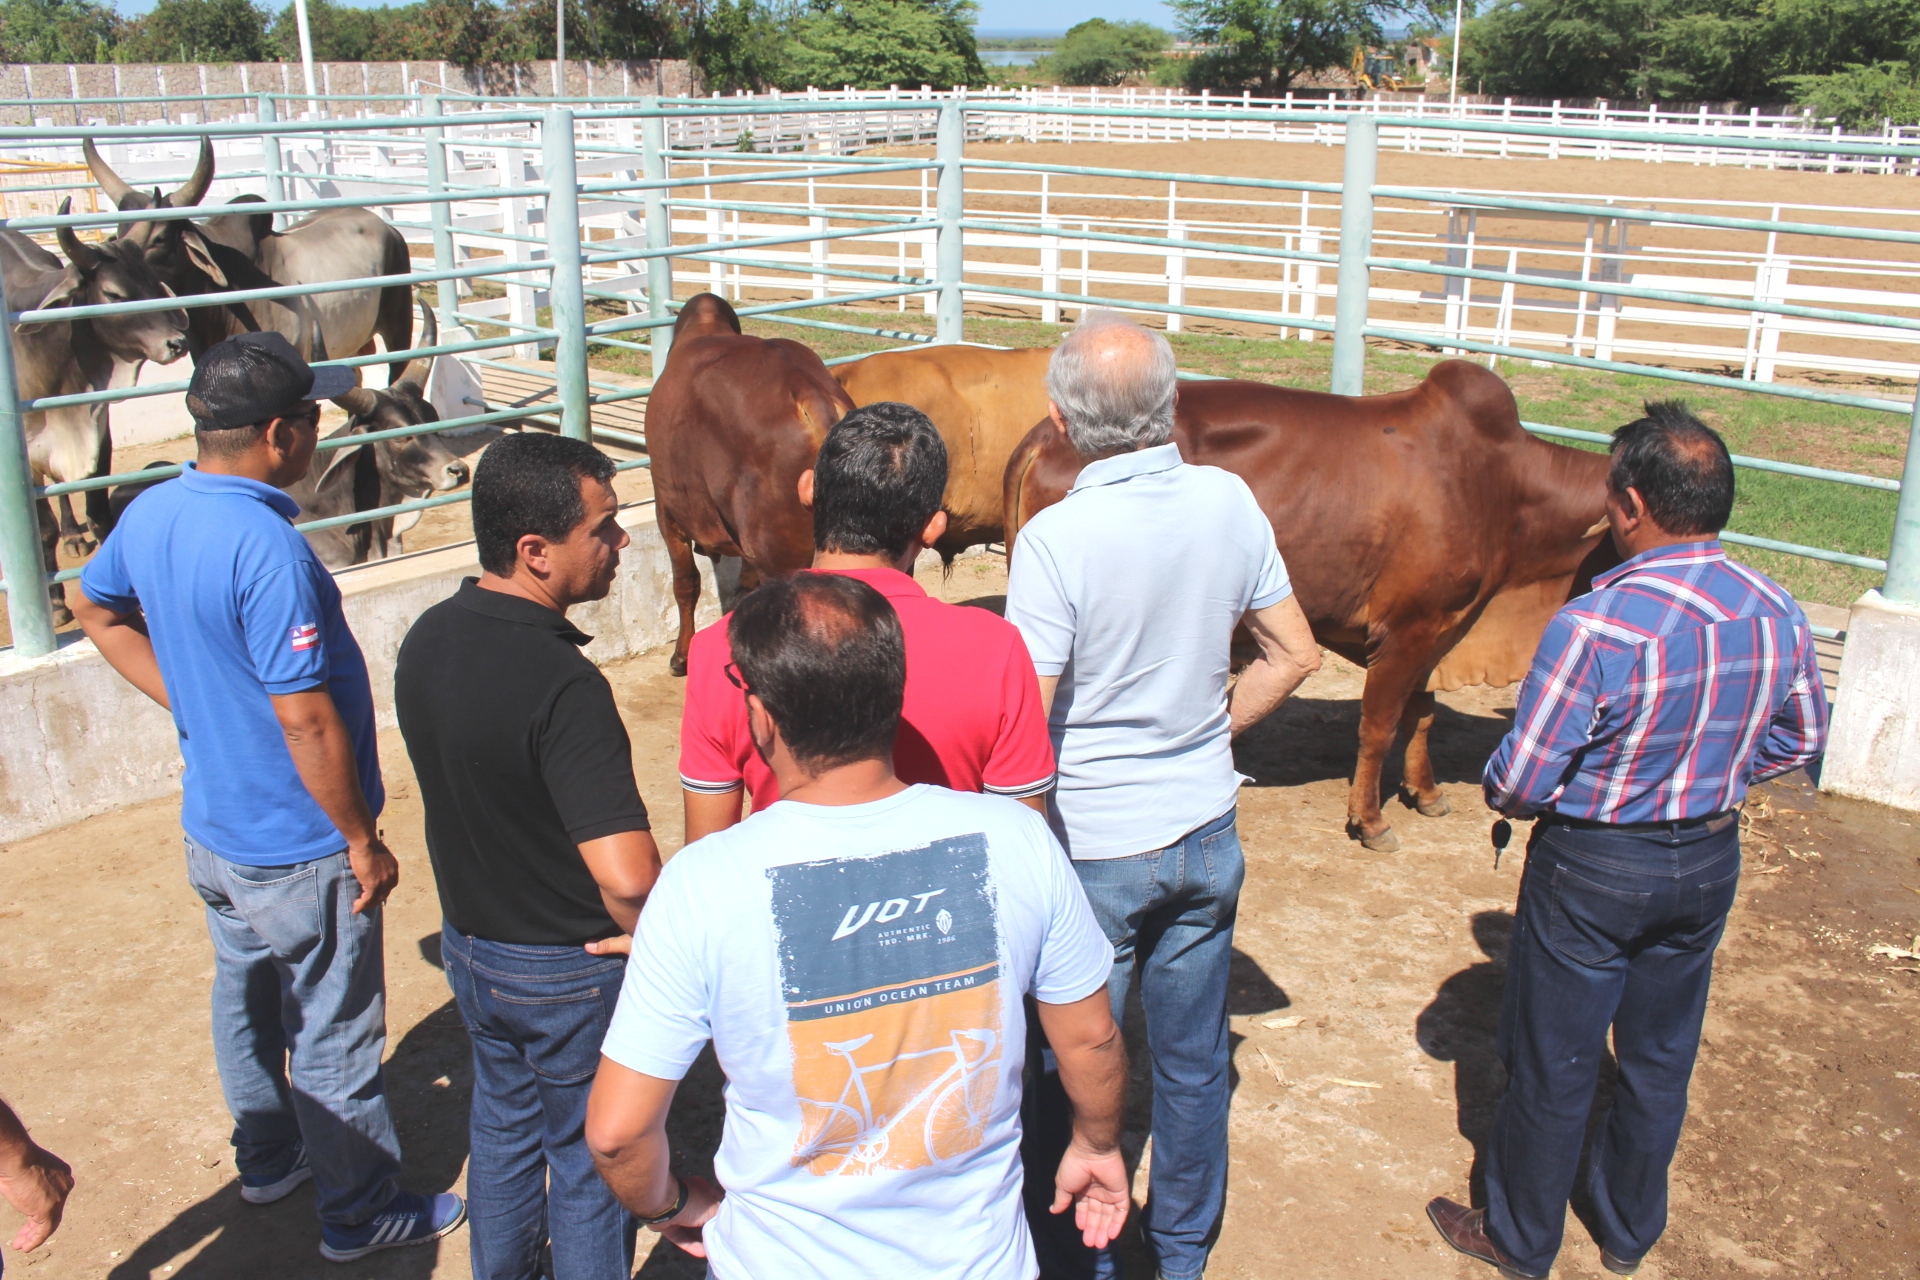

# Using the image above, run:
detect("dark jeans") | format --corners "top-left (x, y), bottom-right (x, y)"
top-left (1023, 806), bottom-right (1243, 1280)
top-left (1485, 817), bottom-right (1742, 1277)
top-left (441, 924), bottom-right (635, 1280)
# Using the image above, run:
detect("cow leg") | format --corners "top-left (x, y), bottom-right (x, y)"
top-left (1397, 689), bottom-right (1453, 818)
top-left (1346, 644), bottom-right (1436, 853)
top-left (659, 509), bottom-right (702, 677)
top-left (85, 411), bottom-right (114, 541)
top-left (55, 494), bottom-right (94, 558)
top-left (37, 499), bottom-right (71, 626)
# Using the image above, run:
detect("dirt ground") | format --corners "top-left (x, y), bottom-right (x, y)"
top-left (1, 554), bottom-right (1915, 1280)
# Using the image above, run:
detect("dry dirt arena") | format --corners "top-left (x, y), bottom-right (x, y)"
top-left (2, 553), bottom-right (1916, 1280)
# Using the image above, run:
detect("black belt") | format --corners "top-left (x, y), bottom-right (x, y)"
top-left (1541, 809), bottom-right (1737, 836)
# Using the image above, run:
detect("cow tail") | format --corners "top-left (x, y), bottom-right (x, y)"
top-left (1003, 438), bottom-right (1040, 568)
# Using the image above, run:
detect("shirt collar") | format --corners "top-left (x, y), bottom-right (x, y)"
top-left (178, 459), bottom-right (301, 519)
top-left (454, 578), bottom-right (592, 646)
top-left (1594, 539), bottom-right (1725, 590)
top-left (1070, 442), bottom-right (1184, 492)
top-left (813, 566), bottom-right (928, 601)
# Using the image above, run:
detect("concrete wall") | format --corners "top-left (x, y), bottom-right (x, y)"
top-left (0, 60), bottom-right (699, 126)
top-left (0, 502), bottom-right (718, 844)
top-left (1821, 589), bottom-right (1920, 812)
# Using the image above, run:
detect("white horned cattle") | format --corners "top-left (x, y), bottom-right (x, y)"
top-left (1, 203), bottom-right (188, 621)
top-left (83, 139), bottom-right (415, 378)
top-left (283, 304), bottom-right (472, 567)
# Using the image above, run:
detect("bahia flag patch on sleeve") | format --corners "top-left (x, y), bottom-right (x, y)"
top-left (289, 623), bottom-right (320, 653)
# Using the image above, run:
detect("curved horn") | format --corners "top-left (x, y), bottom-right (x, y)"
top-left (165, 138), bottom-right (216, 209)
top-left (395, 300), bottom-right (436, 389)
top-left (54, 200), bottom-right (101, 273)
top-left (82, 138), bottom-right (137, 208)
top-left (332, 387), bottom-right (380, 418)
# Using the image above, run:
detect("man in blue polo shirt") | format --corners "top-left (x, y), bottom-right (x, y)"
top-left (71, 332), bottom-right (465, 1263)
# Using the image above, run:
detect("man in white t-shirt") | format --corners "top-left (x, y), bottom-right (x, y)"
top-left (585, 573), bottom-right (1129, 1279)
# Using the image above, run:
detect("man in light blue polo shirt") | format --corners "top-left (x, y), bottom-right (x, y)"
top-left (1006, 313), bottom-right (1322, 1280)
top-left (72, 332), bottom-right (465, 1263)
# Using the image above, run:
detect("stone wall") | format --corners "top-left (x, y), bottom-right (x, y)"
top-left (0, 60), bottom-right (699, 125)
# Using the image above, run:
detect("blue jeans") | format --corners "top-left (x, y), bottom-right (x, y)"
top-left (441, 923), bottom-right (635, 1280)
top-left (1485, 818), bottom-right (1742, 1276)
top-left (1023, 806), bottom-right (1243, 1280)
top-left (184, 836), bottom-right (402, 1227)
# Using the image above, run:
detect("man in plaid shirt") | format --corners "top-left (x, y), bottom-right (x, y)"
top-left (1427, 402), bottom-right (1828, 1280)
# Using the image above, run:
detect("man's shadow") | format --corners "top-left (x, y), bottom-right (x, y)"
top-left (1418, 910), bottom-right (1622, 1219)
top-left (1416, 911), bottom-right (1512, 1205)
top-left (106, 934), bottom-right (473, 1278)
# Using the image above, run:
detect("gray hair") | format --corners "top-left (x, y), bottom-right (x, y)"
top-left (1046, 311), bottom-right (1178, 459)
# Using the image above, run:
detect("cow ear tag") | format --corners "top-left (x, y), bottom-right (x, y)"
top-left (1490, 819), bottom-right (1512, 870)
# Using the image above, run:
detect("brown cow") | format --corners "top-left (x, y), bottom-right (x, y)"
top-left (1004, 360), bottom-right (1617, 852)
top-left (648, 292), bottom-right (855, 674)
top-left (833, 345), bottom-right (1051, 557)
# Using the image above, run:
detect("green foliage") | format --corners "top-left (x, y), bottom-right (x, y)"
top-left (1168, 0), bottom-right (1387, 95)
top-left (691, 0), bottom-right (787, 92)
top-left (1460, 0), bottom-right (1920, 103)
top-left (267, 0), bottom-right (384, 61)
top-left (1784, 61), bottom-right (1920, 130)
top-left (781, 0), bottom-right (984, 90)
top-left (120, 0), bottom-right (270, 62)
top-left (1037, 18), bottom-right (1168, 87)
top-left (0, 0), bottom-right (116, 63)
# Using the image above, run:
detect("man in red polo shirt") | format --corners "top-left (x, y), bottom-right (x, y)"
top-left (678, 401), bottom-right (1055, 841)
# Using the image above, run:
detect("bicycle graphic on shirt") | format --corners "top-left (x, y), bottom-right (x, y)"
top-left (793, 1026), bottom-right (1000, 1174)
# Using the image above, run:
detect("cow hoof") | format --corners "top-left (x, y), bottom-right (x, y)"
top-left (61, 536), bottom-right (95, 558)
top-left (1416, 795), bottom-right (1453, 819)
top-left (669, 655), bottom-right (688, 677)
top-left (49, 603), bottom-right (74, 627)
top-left (1348, 820), bottom-right (1400, 853)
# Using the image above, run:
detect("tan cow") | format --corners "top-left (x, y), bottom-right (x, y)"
top-left (832, 345), bottom-right (1051, 558)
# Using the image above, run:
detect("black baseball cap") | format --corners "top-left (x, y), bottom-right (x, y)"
top-left (186, 331), bottom-right (358, 431)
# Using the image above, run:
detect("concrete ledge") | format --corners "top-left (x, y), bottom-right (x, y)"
top-left (0, 501), bottom-right (718, 844)
top-left (1821, 589), bottom-right (1920, 812)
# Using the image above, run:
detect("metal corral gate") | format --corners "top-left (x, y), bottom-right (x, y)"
top-left (0, 94), bottom-right (1916, 661)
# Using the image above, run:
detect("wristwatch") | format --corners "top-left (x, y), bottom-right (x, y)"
top-left (638, 1174), bottom-right (689, 1227)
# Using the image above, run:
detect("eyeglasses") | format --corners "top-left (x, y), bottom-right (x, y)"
top-left (724, 661), bottom-right (750, 693)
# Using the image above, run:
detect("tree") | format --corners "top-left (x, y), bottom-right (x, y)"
top-left (0, 0), bottom-right (117, 63)
top-left (1785, 61), bottom-right (1920, 129)
top-left (120, 0), bottom-right (271, 61)
top-left (781, 0), bottom-right (985, 90)
top-left (1455, 0), bottom-right (1648, 100)
top-left (690, 0), bottom-right (786, 91)
top-left (1167, 0), bottom-right (1388, 95)
top-left (269, 0), bottom-right (386, 61)
top-left (1042, 18), bottom-right (1168, 87)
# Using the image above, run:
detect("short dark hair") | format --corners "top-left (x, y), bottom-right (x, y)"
top-left (728, 573), bottom-right (905, 772)
top-left (1608, 401), bottom-right (1735, 537)
top-left (811, 401), bottom-right (948, 559)
top-left (195, 423), bottom-right (267, 458)
top-left (472, 432), bottom-right (617, 575)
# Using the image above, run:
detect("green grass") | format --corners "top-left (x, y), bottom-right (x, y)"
top-left (617, 302), bottom-right (1900, 607)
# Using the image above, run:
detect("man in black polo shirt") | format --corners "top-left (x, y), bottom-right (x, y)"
top-left (395, 432), bottom-right (661, 1280)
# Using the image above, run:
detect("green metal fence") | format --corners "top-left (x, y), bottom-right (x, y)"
top-left (1, 94), bottom-right (1915, 661)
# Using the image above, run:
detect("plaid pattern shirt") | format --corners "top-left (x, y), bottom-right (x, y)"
top-left (1484, 541), bottom-right (1829, 822)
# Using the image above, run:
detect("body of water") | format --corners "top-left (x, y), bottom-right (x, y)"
top-left (980, 49), bottom-right (1048, 65)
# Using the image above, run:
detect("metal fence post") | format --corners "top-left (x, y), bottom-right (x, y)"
top-left (424, 95), bottom-right (456, 323)
top-left (1330, 113), bottom-right (1378, 396)
top-left (641, 97), bottom-right (672, 380)
top-left (259, 93), bottom-right (286, 232)
top-left (935, 99), bottom-right (965, 344)
top-left (1881, 395), bottom-right (1920, 603)
top-left (542, 107), bottom-right (590, 441)
top-left (0, 320), bottom-right (55, 657)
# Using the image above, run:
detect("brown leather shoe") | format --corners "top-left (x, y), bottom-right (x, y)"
top-left (1425, 1197), bottom-right (1547, 1279)
top-left (1601, 1247), bottom-right (1643, 1275)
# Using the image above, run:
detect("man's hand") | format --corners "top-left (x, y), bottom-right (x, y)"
top-left (1050, 1136), bottom-right (1129, 1250)
top-left (0, 1139), bottom-right (72, 1254)
top-left (584, 934), bottom-right (631, 957)
top-left (346, 836), bottom-right (400, 915)
top-left (657, 1173), bottom-right (725, 1258)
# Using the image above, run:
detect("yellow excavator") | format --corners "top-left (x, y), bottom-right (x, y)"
top-left (1352, 46), bottom-right (1408, 93)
